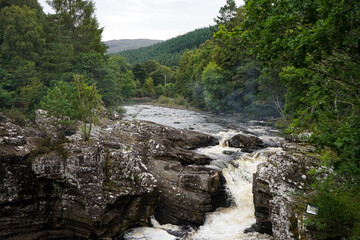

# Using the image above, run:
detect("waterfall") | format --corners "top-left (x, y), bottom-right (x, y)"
top-left (121, 105), bottom-right (282, 240)
top-left (190, 143), bottom-right (277, 240)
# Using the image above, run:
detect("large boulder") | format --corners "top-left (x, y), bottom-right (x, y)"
top-left (0, 114), bottom-right (226, 239)
top-left (228, 134), bottom-right (266, 152)
top-left (1, 118), bottom-right (158, 239)
top-left (92, 120), bottom-right (228, 226)
top-left (252, 143), bottom-right (319, 239)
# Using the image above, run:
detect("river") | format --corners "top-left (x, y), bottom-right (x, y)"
top-left (120, 104), bottom-right (283, 240)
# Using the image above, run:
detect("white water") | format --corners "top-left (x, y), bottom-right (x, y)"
top-left (191, 150), bottom-right (278, 240)
top-left (121, 105), bottom-right (281, 240)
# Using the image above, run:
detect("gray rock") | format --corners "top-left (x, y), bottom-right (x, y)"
top-left (3, 136), bottom-right (26, 145)
top-left (252, 144), bottom-right (320, 239)
top-left (0, 115), bottom-right (225, 239)
top-left (228, 134), bottom-right (266, 153)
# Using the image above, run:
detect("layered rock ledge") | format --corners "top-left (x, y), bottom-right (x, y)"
top-left (0, 115), bottom-right (226, 239)
top-left (252, 143), bottom-right (320, 239)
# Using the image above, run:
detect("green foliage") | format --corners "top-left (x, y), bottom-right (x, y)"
top-left (201, 62), bottom-right (227, 112)
top-left (0, 5), bottom-right (45, 69)
top-left (130, 60), bottom-right (175, 99)
top-left (73, 74), bottom-right (102, 141)
top-left (173, 95), bottom-right (188, 106)
top-left (74, 50), bottom-right (107, 82)
top-left (233, 0), bottom-right (360, 236)
top-left (132, 63), bottom-right (147, 84)
top-left (19, 79), bottom-right (47, 112)
top-left (143, 77), bottom-right (154, 97)
top-left (174, 15), bottom-right (283, 114)
top-left (154, 84), bottom-right (165, 98)
top-left (157, 95), bottom-right (171, 104)
top-left (306, 176), bottom-right (360, 240)
top-left (214, 0), bottom-right (237, 30)
top-left (4, 108), bottom-right (27, 126)
top-left (117, 27), bottom-right (213, 67)
top-left (0, 0), bottom-right (108, 117)
top-left (41, 80), bottom-right (79, 129)
top-left (47, 0), bottom-right (106, 55)
top-left (164, 82), bottom-right (176, 97)
top-left (0, 68), bottom-right (17, 109)
top-left (156, 95), bottom-right (189, 107)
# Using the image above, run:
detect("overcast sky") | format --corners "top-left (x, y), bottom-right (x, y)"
top-left (38, 0), bottom-right (244, 41)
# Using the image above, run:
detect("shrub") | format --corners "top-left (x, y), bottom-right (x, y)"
top-left (174, 95), bottom-right (187, 106)
top-left (157, 95), bottom-right (171, 104)
top-left (306, 177), bottom-right (360, 239)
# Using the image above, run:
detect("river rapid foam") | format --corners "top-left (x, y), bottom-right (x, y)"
top-left (120, 105), bottom-right (282, 240)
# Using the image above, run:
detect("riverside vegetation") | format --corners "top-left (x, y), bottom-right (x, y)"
top-left (0, 0), bottom-right (359, 239)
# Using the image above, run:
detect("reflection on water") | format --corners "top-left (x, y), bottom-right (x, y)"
top-left (121, 105), bottom-right (282, 240)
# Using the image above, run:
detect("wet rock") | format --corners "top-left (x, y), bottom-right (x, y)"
top-left (228, 134), bottom-right (265, 150)
top-left (244, 226), bottom-right (256, 233)
top-left (100, 121), bottom-right (227, 226)
top-left (252, 144), bottom-right (320, 239)
top-left (223, 150), bottom-right (235, 155)
top-left (0, 114), bottom-right (224, 239)
top-left (150, 161), bottom-right (229, 226)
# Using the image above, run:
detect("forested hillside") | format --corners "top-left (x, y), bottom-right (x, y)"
top-left (211, 0), bottom-right (359, 238)
top-left (116, 27), bottom-right (213, 66)
top-left (172, 0), bottom-right (360, 237)
top-left (104, 39), bottom-right (163, 54)
top-left (173, 6), bottom-right (285, 116)
top-left (1, 0), bottom-right (359, 238)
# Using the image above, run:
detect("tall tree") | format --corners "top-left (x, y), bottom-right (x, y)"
top-left (73, 74), bottom-right (102, 141)
top-left (214, 0), bottom-right (237, 29)
top-left (47, 0), bottom-right (106, 54)
top-left (0, 5), bottom-right (45, 72)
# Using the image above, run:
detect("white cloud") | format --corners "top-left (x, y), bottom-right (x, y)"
top-left (38, 0), bottom-right (244, 41)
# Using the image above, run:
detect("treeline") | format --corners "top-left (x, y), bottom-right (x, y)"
top-left (0, 0), bottom-right (174, 120)
top-left (173, 7), bottom-right (285, 115)
top-left (211, 0), bottom-right (359, 239)
top-left (172, 0), bottom-right (360, 238)
top-left (116, 27), bottom-right (213, 67)
top-left (2, 1), bottom-right (359, 236)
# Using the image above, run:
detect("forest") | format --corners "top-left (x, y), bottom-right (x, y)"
top-left (116, 27), bottom-right (213, 67)
top-left (0, 0), bottom-right (359, 239)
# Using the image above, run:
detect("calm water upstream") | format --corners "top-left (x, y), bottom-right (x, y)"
top-left (121, 104), bottom-right (284, 240)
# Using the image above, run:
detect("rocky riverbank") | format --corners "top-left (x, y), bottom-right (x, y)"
top-left (1, 107), bottom-right (322, 240)
top-left (0, 112), bottom-right (227, 239)
top-left (252, 143), bottom-right (320, 239)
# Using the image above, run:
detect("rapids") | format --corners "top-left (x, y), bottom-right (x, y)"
top-left (120, 104), bottom-right (283, 240)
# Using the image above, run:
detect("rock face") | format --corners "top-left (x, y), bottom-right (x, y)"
top-left (96, 120), bottom-right (226, 226)
top-left (0, 114), bottom-right (225, 239)
top-left (252, 143), bottom-right (319, 239)
top-left (228, 134), bottom-right (266, 152)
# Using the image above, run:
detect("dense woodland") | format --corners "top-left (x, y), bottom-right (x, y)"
top-left (116, 27), bottom-right (213, 67)
top-left (1, 0), bottom-right (360, 239)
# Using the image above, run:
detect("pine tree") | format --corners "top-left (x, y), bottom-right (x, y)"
top-left (214, 0), bottom-right (237, 29)
top-left (47, 0), bottom-right (106, 54)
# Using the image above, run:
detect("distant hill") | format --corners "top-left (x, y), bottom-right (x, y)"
top-left (115, 27), bottom-right (213, 67)
top-left (104, 39), bottom-right (163, 54)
